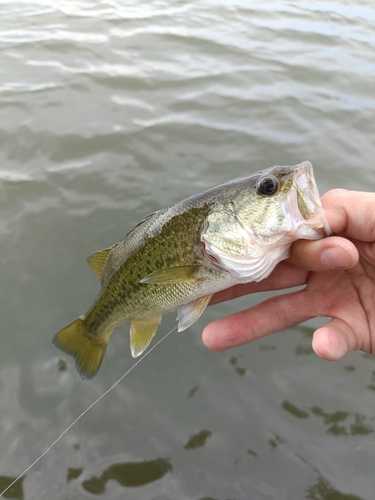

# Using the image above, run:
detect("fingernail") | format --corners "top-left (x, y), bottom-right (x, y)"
top-left (321, 246), bottom-right (351, 269)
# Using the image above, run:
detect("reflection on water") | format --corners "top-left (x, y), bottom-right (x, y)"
top-left (57, 359), bottom-right (67, 372)
top-left (81, 458), bottom-right (172, 494)
top-left (306, 476), bottom-right (364, 500)
top-left (368, 371), bottom-right (375, 391)
top-left (228, 355), bottom-right (247, 375)
top-left (282, 401), bottom-right (373, 436)
top-left (184, 430), bottom-right (212, 450)
top-left (268, 434), bottom-right (284, 450)
top-left (1, 0), bottom-right (375, 498)
top-left (66, 467), bottom-right (83, 482)
top-left (0, 475), bottom-right (24, 500)
top-left (188, 384), bottom-right (199, 398)
top-left (295, 344), bottom-right (314, 355)
top-left (282, 400), bottom-right (310, 420)
top-left (311, 407), bottom-right (373, 436)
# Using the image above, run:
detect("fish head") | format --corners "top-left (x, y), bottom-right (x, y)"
top-left (201, 161), bottom-right (331, 282)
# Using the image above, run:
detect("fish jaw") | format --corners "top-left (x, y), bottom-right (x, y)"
top-left (288, 161), bottom-right (331, 239)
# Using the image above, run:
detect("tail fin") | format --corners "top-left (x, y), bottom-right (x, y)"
top-left (53, 317), bottom-right (110, 379)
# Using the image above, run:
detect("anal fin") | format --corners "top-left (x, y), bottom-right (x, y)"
top-left (177, 294), bottom-right (213, 332)
top-left (130, 318), bottom-right (161, 357)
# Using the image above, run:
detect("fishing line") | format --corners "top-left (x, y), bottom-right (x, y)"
top-left (0, 325), bottom-right (177, 498)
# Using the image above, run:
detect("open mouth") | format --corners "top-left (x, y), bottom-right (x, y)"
top-left (293, 164), bottom-right (331, 237)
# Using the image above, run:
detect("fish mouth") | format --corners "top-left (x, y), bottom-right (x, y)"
top-left (290, 161), bottom-right (331, 238)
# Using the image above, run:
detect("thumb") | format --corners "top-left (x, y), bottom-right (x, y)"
top-left (288, 236), bottom-right (358, 271)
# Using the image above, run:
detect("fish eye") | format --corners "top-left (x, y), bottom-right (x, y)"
top-left (256, 176), bottom-right (279, 196)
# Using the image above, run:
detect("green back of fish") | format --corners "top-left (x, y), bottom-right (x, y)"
top-left (85, 202), bottom-right (212, 331)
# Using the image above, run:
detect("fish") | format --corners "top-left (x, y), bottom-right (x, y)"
top-left (53, 160), bottom-right (330, 379)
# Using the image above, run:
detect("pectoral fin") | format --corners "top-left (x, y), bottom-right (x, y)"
top-left (177, 294), bottom-right (213, 332)
top-left (140, 265), bottom-right (202, 285)
top-left (87, 246), bottom-right (114, 279)
top-left (130, 319), bottom-right (161, 357)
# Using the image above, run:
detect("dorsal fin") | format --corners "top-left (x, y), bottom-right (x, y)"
top-left (87, 246), bottom-right (114, 279)
top-left (124, 211), bottom-right (156, 238)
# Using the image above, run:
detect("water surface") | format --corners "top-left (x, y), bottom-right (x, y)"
top-left (1, 1), bottom-right (375, 499)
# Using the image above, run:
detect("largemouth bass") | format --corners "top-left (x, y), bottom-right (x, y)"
top-left (54, 161), bottom-right (330, 379)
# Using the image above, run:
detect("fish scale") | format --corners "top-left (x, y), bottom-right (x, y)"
top-left (54, 161), bottom-right (330, 379)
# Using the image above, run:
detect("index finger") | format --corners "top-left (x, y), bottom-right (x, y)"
top-left (322, 189), bottom-right (375, 242)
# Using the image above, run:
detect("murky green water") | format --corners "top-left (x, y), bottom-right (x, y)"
top-left (1, 1), bottom-right (375, 499)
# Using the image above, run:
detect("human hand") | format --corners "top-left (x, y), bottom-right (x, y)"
top-left (202, 189), bottom-right (375, 360)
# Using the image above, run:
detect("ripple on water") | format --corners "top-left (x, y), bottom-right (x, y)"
top-left (1, 1), bottom-right (375, 500)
